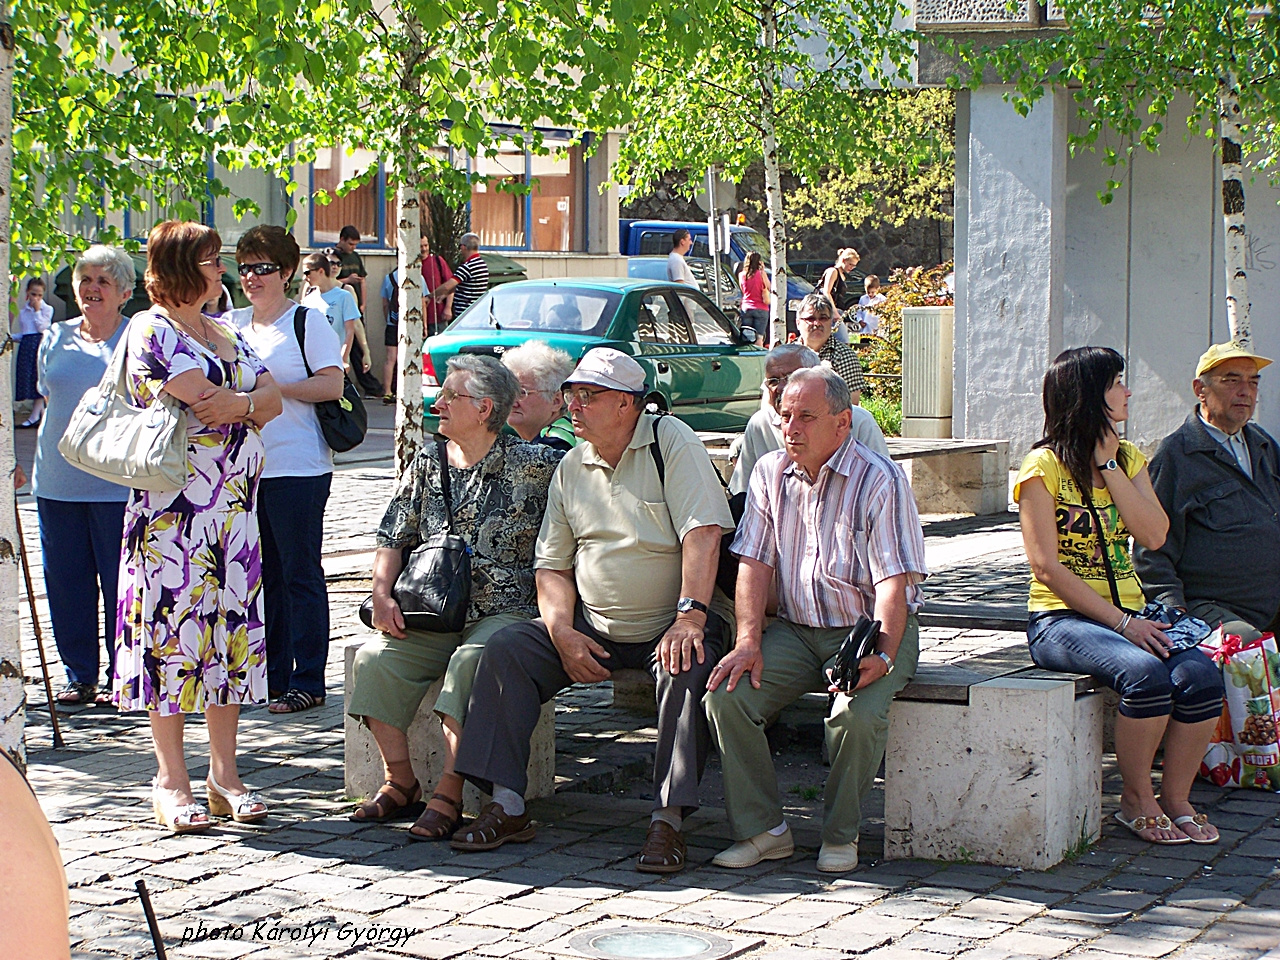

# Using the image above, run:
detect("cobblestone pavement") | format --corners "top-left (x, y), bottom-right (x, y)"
top-left (13, 425), bottom-right (1280, 960)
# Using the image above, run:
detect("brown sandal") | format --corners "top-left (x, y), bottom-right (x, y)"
top-left (349, 779), bottom-right (424, 823)
top-left (408, 792), bottom-right (464, 841)
top-left (451, 801), bottom-right (535, 851)
top-left (636, 819), bottom-right (687, 874)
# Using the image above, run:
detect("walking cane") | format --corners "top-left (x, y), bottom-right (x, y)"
top-left (14, 497), bottom-right (65, 749)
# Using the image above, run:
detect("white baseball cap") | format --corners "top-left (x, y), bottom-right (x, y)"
top-left (564, 347), bottom-right (647, 394)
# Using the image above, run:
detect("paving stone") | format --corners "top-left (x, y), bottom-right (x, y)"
top-left (951, 895), bottom-right (1046, 923)
top-left (462, 905), bottom-right (556, 931)
top-left (1081, 933), bottom-right (1181, 957)
top-left (1074, 889), bottom-right (1161, 912)
top-left (1044, 901), bottom-right (1134, 925)
top-left (1195, 922), bottom-right (1280, 952)
top-left (276, 872), bottom-right (367, 896)
top-left (917, 914), bottom-right (1010, 939)
top-left (593, 894), bottom-right (679, 920)
top-left (979, 930), bottom-right (1075, 957)
top-left (1161, 886), bottom-right (1245, 912)
top-left (895, 930), bottom-right (967, 953)
top-left (733, 899), bottom-right (854, 935)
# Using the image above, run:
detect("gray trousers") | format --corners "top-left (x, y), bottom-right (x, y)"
top-left (455, 606), bottom-right (725, 815)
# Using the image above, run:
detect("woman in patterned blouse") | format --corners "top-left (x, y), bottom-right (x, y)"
top-left (348, 354), bottom-right (562, 839)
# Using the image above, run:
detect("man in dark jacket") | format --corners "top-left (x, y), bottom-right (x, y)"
top-left (1134, 342), bottom-right (1280, 641)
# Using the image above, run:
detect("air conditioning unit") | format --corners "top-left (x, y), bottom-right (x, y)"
top-left (901, 306), bottom-right (954, 438)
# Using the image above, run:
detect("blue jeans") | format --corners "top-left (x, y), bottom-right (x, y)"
top-left (258, 474), bottom-right (332, 697)
top-left (37, 498), bottom-right (126, 688)
top-left (1027, 611), bottom-right (1223, 724)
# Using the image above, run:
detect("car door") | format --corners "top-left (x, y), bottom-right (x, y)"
top-left (673, 289), bottom-right (766, 429)
top-left (634, 290), bottom-right (711, 426)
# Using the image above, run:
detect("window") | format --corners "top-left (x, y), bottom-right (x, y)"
top-left (471, 142), bottom-right (527, 249)
top-left (638, 293), bottom-right (693, 345)
top-left (677, 292), bottom-right (735, 345)
top-left (452, 285), bottom-right (618, 337)
top-left (311, 145), bottom-right (391, 247)
top-left (638, 230), bottom-right (711, 259)
top-left (470, 141), bottom-right (585, 252)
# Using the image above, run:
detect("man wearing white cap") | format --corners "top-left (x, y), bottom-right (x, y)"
top-left (1135, 342), bottom-right (1280, 641)
top-left (453, 347), bottom-right (734, 873)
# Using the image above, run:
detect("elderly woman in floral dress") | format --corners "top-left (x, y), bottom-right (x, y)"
top-left (112, 220), bottom-right (282, 833)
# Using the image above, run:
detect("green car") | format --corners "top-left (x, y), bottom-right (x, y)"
top-left (423, 278), bottom-right (766, 433)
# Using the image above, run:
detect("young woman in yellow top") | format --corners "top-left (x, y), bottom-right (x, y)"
top-left (1015, 346), bottom-right (1223, 846)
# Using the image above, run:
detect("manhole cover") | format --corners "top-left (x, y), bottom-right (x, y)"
top-left (568, 926), bottom-right (734, 960)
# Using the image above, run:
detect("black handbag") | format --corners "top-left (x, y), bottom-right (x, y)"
top-left (829, 616), bottom-right (883, 693)
top-left (293, 306), bottom-right (368, 452)
top-left (359, 440), bottom-right (473, 633)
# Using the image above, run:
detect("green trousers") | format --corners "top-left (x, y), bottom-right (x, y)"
top-left (704, 615), bottom-right (919, 845)
top-left (346, 612), bottom-right (526, 732)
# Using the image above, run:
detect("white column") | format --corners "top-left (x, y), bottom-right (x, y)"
top-left (587, 132), bottom-right (621, 255)
top-left (954, 85), bottom-right (1068, 459)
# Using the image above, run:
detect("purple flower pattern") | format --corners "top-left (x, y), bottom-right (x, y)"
top-left (112, 312), bottom-right (270, 714)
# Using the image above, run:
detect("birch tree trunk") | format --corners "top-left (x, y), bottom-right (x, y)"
top-left (393, 14), bottom-right (425, 476)
top-left (759, 0), bottom-right (788, 347)
top-left (0, 8), bottom-right (23, 761)
top-left (1220, 74), bottom-right (1251, 348)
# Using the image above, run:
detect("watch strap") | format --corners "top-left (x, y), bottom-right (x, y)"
top-left (677, 597), bottom-right (708, 614)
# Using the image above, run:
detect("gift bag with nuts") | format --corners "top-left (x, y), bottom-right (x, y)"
top-left (1199, 630), bottom-right (1280, 791)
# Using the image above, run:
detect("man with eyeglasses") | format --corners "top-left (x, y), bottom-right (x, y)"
top-left (730, 344), bottom-right (888, 496)
top-left (1135, 342), bottom-right (1280, 643)
top-left (454, 347), bottom-right (733, 873)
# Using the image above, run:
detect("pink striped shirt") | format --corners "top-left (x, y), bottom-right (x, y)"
top-left (731, 437), bottom-right (928, 627)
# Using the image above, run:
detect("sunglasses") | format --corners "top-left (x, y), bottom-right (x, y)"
top-left (237, 262), bottom-right (283, 278)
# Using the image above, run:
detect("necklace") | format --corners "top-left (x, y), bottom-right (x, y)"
top-left (173, 314), bottom-right (219, 352)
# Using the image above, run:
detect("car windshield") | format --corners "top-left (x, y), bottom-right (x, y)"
top-left (452, 286), bottom-right (620, 337)
top-left (733, 230), bottom-right (771, 258)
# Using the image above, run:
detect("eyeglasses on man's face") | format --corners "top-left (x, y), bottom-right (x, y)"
top-left (764, 374), bottom-right (791, 390)
top-left (562, 386), bottom-right (614, 407)
top-left (237, 262), bottom-right (283, 278)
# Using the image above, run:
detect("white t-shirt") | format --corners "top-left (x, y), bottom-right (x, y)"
top-left (856, 292), bottom-right (886, 336)
top-left (230, 302), bottom-right (344, 479)
top-left (302, 286), bottom-right (360, 346)
top-left (667, 251), bottom-right (697, 286)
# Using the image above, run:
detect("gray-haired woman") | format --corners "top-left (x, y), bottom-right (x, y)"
top-left (347, 354), bottom-right (563, 840)
top-left (34, 245), bottom-right (136, 706)
top-left (501, 340), bottom-right (577, 451)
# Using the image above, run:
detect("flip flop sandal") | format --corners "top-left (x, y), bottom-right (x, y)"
top-left (55, 682), bottom-right (96, 705)
top-left (1172, 813), bottom-right (1219, 844)
top-left (408, 793), bottom-right (464, 841)
top-left (349, 779), bottom-right (425, 823)
top-left (1113, 811), bottom-right (1191, 845)
top-left (268, 689), bottom-right (325, 714)
top-left (94, 688), bottom-right (113, 707)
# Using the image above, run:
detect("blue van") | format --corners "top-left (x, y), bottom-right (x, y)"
top-left (619, 219), bottom-right (815, 321)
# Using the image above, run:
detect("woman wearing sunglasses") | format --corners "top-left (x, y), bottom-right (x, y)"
top-left (229, 227), bottom-right (346, 716)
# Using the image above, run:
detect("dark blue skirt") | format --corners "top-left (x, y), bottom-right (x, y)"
top-left (15, 332), bottom-right (41, 401)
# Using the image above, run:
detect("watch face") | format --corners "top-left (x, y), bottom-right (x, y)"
top-left (677, 598), bottom-right (694, 613)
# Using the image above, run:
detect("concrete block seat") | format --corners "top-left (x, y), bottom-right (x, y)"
top-left (341, 639), bottom-right (556, 813)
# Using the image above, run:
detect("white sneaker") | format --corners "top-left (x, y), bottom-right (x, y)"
top-left (712, 826), bottom-right (795, 868)
top-left (817, 840), bottom-right (859, 873)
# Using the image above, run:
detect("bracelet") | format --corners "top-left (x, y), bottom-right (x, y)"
top-left (242, 392), bottom-right (255, 419)
top-left (1114, 613), bottom-right (1131, 635)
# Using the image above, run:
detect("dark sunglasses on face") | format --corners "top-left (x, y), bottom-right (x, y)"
top-left (237, 262), bottom-right (283, 278)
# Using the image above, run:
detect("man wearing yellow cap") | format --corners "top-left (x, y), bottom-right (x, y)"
top-left (1134, 342), bottom-right (1280, 641)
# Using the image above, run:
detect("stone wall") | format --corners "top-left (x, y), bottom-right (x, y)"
top-left (621, 169), bottom-right (954, 277)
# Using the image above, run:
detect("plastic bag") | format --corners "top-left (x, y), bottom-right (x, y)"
top-left (1199, 629), bottom-right (1280, 791)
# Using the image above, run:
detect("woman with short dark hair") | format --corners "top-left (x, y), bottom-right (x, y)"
top-left (1016, 346), bottom-right (1223, 846)
top-left (229, 226), bottom-right (345, 715)
top-left (113, 220), bottom-right (282, 832)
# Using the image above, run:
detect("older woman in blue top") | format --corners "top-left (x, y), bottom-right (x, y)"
top-left (34, 245), bottom-right (135, 705)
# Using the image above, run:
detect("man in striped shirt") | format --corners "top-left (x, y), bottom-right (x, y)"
top-left (705, 365), bottom-right (927, 873)
top-left (430, 232), bottom-right (489, 319)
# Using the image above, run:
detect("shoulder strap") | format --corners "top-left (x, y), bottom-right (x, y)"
top-left (437, 438), bottom-right (456, 530)
top-left (292, 306), bottom-right (314, 378)
top-left (649, 415), bottom-right (666, 487)
top-left (1083, 496), bottom-right (1124, 609)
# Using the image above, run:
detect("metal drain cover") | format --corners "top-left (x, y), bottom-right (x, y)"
top-left (568, 926), bottom-right (735, 960)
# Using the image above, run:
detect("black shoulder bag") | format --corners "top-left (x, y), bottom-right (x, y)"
top-left (649, 414), bottom-right (744, 597)
top-left (293, 306), bottom-right (368, 452)
top-left (359, 440), bottom-right (473, 633)
top-left (1083, 496), bottom-right (1127, 612)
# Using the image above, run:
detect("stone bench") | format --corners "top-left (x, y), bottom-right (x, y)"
top-left (341, 639), bottom-right (556, 813)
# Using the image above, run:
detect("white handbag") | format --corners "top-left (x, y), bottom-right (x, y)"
top-left (58, 333), bottom-right (189, 492)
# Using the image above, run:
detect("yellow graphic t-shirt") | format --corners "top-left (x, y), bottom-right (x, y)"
top-left (1013, 441), bottom-right (1147, 612)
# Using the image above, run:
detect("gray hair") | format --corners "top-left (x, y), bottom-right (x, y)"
top-left (766, 343), bottom-right (820, 370)
top-left (786, 365), bottom-right (851, 415)
top-left (501, 341), bottom-right (576, 397)
top-left (798, 292), bottom-right (834, 322)
top-left (72, 245), bottom-right (136, 296)
top-left (446, 354), bottom-right (519, 432)
top-left (460, 232), bottom-right (481, 252)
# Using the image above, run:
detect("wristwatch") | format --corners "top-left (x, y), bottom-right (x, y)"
top-left (876, 651), bottom-right (894, 674)
top-left (1097, 458), bottom-right (1119, 471)
top-left (676, 597), bottom-right (708, 615)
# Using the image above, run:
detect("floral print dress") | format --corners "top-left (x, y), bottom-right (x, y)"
top-left (112, 312), bottom-right (269, 714)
